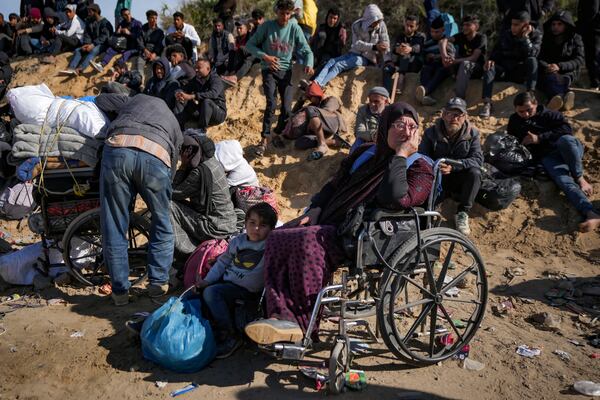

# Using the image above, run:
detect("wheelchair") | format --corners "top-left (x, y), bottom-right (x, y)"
top-left (27, 166), bottom-right (150, 286)
top-left (259, 159), bottom-right (488, 394)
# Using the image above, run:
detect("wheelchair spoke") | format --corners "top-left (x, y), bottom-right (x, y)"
top-left (393, 297), bottom-right (433, 313)
top-left (438, 304), bottom-right (465, 343)
top-left (441, 266), bottom-right (475, 294)
top-left (75, 235), bottom-right (102, 248)
top-left (402, 275), bottom-right (434, 297)
top-left (443, 298), bottom-right (482, 305)
top-left (436, 242), bottom-right (455, 292)
top-left (428, 303), bottom-right (439, 358)
top-left (421, 250), bottom-right (438, 295)
top-left (402, 303), bottom-right (433, 345)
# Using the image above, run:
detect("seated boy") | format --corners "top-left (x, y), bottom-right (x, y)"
top-left (197, 202), bottom-right (278, 358)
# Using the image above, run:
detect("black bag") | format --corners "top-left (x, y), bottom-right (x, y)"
top-left (109, 36), bottom-right (128, 51)
top-left (483, 132), bottom-right (532, 175)
top-left (476, 164), bottom-right (521, 210)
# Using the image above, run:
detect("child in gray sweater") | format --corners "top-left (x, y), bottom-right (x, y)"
top-left (198, 202), bottom-right (278, 359)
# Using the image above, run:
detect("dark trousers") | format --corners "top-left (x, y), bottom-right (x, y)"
top-left (175, 98), bottom-right (227, 130)
top-left (382, 58), bottom-right (423, 94)
top-left (454, 60), bottom-right (483, 100)
top-left (539, 72), bottom-right (572, 98)
top-left (203, 282), bottom-right (258, 336)
top-left (420, 61), bottom-right (452, 95)
top-left (482, 57), bottom-right (538, 99)
top-left (14, 34), bottom-right (33, 56)
top-left (48, 34), bottom-right (80, 56)
top-left (261, 68), bottom-right (293, 137)
top-left (0, 34), bottom-right (12, 54)
top-left (442, 167), bottom-right (482, 213)
top-left (582, 32), bottom-right (600, 87)
top-left (227, 48), bottom-right (258, 79)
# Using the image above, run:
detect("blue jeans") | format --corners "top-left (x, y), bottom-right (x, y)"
top-left (313, 53), bottom-right (370, 87)
top-left (69, 45), bottom-right (102, 70)
top-left (542, 135), bottom-right (594, 216)
top-left (100, 146), bottom-right (174, 295)
top-left (202, 282), bottom-right (257, 335)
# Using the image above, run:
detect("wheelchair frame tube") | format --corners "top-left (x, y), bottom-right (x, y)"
top-left (303, 284), bottom-right (343, 348)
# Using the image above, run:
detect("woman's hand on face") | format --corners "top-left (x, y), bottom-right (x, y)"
top-left (395, 128), bottom-right (419, 158)
top-left (284, 208), bottom-right (321, 228)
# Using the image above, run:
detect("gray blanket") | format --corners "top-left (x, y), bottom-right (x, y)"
top-left (10, 124), bottom-right (102, 166)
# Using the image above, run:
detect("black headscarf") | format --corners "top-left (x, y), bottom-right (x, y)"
top-left (181, 132), bottom-right (216, 215)
top-left (318, 102), bottom-right (420, 225)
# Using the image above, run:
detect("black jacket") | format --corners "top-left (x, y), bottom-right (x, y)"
top-left (0, 21), bottom-right (14, 38)
top-left (388, 31), bottom-right (426, 67)
top-left (497, 0), bottom-right (554, 22)
top-left (419, 119), bottom-right (484, 171)
top-left (576, 0), bottom-right (600, 32)
top-left (83, 16), bottom-right (113, 48)
top-left (96, 94), bottom-right (183, 174)
top-left (507, 104), bottom-right (572, 162)
top-left (0, 52), bottom-right (12, 96)
top-left (137, 23), bottom-right (164, 56)
top-left (539, 11), bottom-right (584, 81)
top-left (489, 25), bottom-right (542, 67)
top-left (311, 22), bottom-right (346, 61)
top-left (182, 70), bottom-right (227, 113)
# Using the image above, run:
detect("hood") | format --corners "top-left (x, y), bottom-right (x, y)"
top-left (0, 52), bottom-right (9, 66)
top-left (44, 7), bottom-right (59, 20)
top-left (544, 10), bottom-right (576, 31)
top-left (360, 4), bottom-right (383, 31)
top-left (152, 57), bottom-right (171, 78)
top-left (375, 101), bottom-right (419, 160)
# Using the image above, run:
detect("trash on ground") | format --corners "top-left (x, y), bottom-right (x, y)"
top-left (349, 340), bottom-right (370, 355)
top-left (155, 381), bottom-right (168, 389)
top-left (590, 353), bottom-right (600, 359)
top-left (170, 383), bottom-right (199, 397)
top-left (492, 299), bottom-right (515, 316)
top-left (573, 381), bottom-right (600, 397)
top-left (344, 370), bottom-right (367, 391)
top-left (70, 331), bottom-right (85, 338)
top-left (552, 349), bottom-right (571, 361)
top-left (453, 345), bottom-right (470, 360)
top-left (299, 366), bottom-right (328, 391)
top-left (516, 345), bottom-right (541, 358)
top-left (568, 339), bottom-right (585, 347)
top-left (98, 283), bottom-right (112, 296)
top-left (461, 358), bottom-right (485, 371)
top-left (531, 312), bottom-right (562, 331)
top-left (9, 346), bottom-right (17, 352)
top-left (47, 298), bottom-right (67, 306)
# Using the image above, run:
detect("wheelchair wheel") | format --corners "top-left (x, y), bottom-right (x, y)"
top-left (377, 227), bottom-right (487, 366)
top-left (62, 208), bottom-right (150, 286)
top-left (328, 337), bottom-right (350, 394)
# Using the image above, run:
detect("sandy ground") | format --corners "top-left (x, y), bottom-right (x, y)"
top-left (0, 54), bottom-right (599, 399)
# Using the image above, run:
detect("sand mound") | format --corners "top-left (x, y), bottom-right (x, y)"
top-left (7, 53), bottom-right (600, 261)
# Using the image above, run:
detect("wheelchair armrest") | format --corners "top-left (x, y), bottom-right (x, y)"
top-left (369, 208), bottom-right (425, 221)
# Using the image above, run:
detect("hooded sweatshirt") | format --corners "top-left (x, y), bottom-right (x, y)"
top-left (144, 57), bottom-right (173, 97)
top-left (539, 11), bottom-right (584, 81)
top-left (350, 4), bottom-right (390, 64)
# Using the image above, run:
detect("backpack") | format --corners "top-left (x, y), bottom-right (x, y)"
top-left (0, 181), bottom-right (36, 220)
top-left (183, 239), bottom-right (228, 289)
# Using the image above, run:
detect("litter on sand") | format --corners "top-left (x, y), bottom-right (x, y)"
top-left (516, 345), bottom-right (541, 358)
top-left (70, 331), bottom-right (85, 338)
top-left (170, 383), bottom-right (199, 397)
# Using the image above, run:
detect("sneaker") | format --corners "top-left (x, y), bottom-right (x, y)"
top-left (563, 91), bottom-right (575, 111)
top-left (421, 95), bottom-right (437, 106)
top-left (547, 95), bottom-right (563, 111)
top-left (478, 102), bottom-right (491, 119)
top-left (216, 337), bottom-right (242, 359)
top-left (415, 85), bottom-right (426, 103)
top-left (111, 291), bottom-right (129, 306)
top-left (244, 319), bottom-right (304, 345)
top-left (90, 61), bottom-right (104, 73)
top-left (221, 75), bottom-right (238, 87)
top-left (455, 212), bottom-right (471, 235)
top-left (59, 69), bottom-right (77, 76)
top-left (147, 283), bottom-right (169, 298)
top-left (41, 55), bottom-right (56, 64)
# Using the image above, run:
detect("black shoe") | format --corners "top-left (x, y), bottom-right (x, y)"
top-left (215, 337), bottom-right (242, 359)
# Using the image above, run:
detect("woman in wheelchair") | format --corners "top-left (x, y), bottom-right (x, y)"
top-left (245, 102), bottom-right (435, 345)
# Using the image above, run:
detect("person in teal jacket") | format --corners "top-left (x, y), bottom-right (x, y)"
top-left (246, 0), bottom-right (314, 156)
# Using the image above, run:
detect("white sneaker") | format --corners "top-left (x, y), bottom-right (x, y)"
top-left (59, 69), bottom-right (77, 76)
top-left (415, 85), bottom-right (426, 103)
top-left (547, 95), bottom-right (563, 111)
top-left (90, 61), bottom-right (104, 73)
top-left (563, 91), bottom-right (575, 111)
top-left (455, 212), bottom-right (471, 235)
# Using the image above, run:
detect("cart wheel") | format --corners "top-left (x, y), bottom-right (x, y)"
top-left (377, 227), bottom-right (487, 366)
top-left (328, 338), bottom-right (349, 394)
top-left (62, 208), bottom-right (150, 286)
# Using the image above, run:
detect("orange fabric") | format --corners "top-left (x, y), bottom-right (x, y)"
top-left (306, 82), bottom-right (324, 99)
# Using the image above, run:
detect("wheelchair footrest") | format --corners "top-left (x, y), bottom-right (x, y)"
top-left (259, 343), bottom-right (307, 360)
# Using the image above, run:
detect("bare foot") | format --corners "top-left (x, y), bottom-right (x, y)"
top-left (579, 211), bottom-right (600, 232)
top-left (578, 177), bottom-right (593, 197)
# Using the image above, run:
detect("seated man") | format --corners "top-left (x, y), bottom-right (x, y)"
top-left (13, 8), bottom-right (43, 56)
top-left (275, 81), bottom-right (348, 160)
top-left (415, 15), bottom-right (456, 106)
top-left (208, 18), bottom-right (235, 76)
top-left (538, 10), bottom-right (584, 111)
top-left (101, 63), bottom-right (142, 95)
top-left (165, 11), bottom-right (201, 62)
top-left (382, 15), bottom-right (425, 96)
top-left (90, 7), bottom-right (142, 73)
top-left (351, 86), bottom-right (389, 152)
top-left (312, 4), bottom-right (389, 88)
top-left (197, 202), bottom-right (277, 359)
top-left (577, 0), bottom-right (600, 90)
top-left (144, 57), bottom-right (178, 101)
top-left (41, 5), bottom-right (85, 64)
top-left (174, 58), bottom-right (227, 132)
top-left (170, 132), bottom-right (238, 257)
top-left (479, 11), bottom-right (542, 118)
top-left (419, 97), bottom-right (483, 235)
top-left (507, 92), bottom-right (600, 232)
top-left (0, 13), bottom-right (14, 54)
top-left (133, 9), bottom-right (164, 76)
top-left (62, 4), bottom-right (113, 76)
top-left (439, 14), bottom-right (487, 101)
top-left (220, 19), bottom-right (258, 86)
top-left (0, 52), bottom-right (12, 102)
top-left (310, 7), bottom-right (347, 74)
top-left (34, 7), bottom-right (60, 54)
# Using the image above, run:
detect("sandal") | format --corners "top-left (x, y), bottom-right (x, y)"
top-left (307, 150), bottom-right (325, 161)
top-left (254, 144), bottom-right (266, 157)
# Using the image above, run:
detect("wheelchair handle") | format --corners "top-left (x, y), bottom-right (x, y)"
top-left (438, 158), bottom-right (463, 169)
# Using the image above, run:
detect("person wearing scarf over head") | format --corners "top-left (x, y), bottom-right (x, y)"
top-left (170, 131), bottom-right (238, 262)
top-left (244, 102), bottom-right (435, 345)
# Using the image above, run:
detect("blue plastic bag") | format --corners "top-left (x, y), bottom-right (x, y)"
top-left (141, 296), bottom-right (216, 373)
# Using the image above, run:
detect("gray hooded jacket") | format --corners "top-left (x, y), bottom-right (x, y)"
top-left (350, 4), bottom-right (390, 64)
